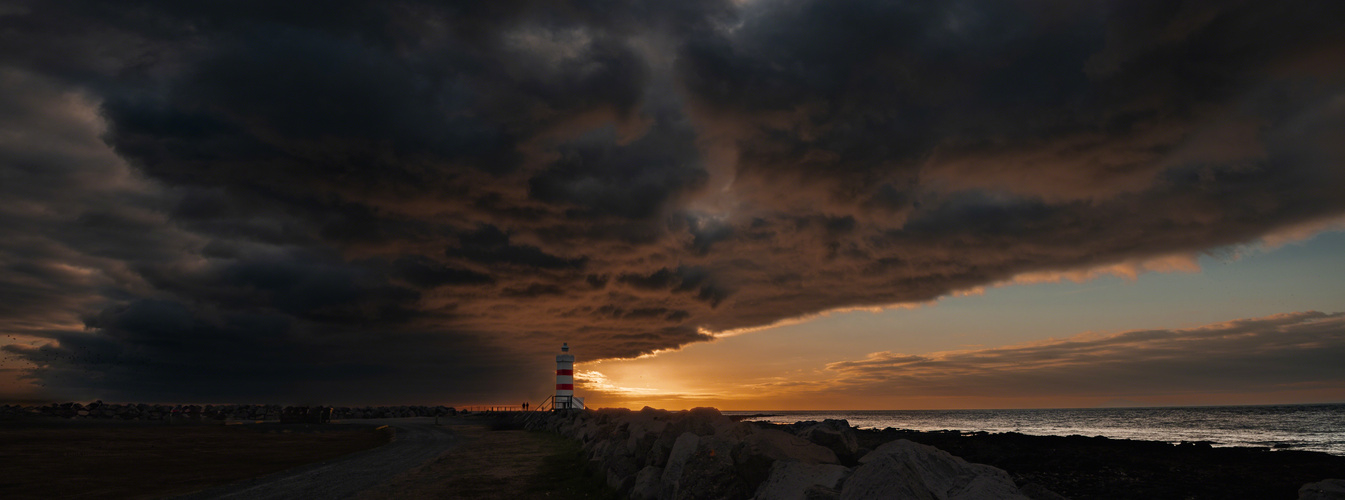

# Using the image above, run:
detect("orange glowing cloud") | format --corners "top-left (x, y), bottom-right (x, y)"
top-left (580, 311), bottom-right (1345, 410)
top-left (818, 311), bottom-right (1345, 403)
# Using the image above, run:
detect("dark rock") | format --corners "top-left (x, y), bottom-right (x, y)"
top-left (798, 419), bottom-right (862, 464)
top-left (646, 432), bottom-right (677, 468)
top-left (600, 439), bottom-right (640, 495)
top-left (674, 434), bottom-right (750, 500)
top-left (679, 407), bottom-right (732, 437)
top-left (841, 439), bottom-right (1029, 500)
top-left (608, 467), bottom-right (637, 496)
top-left (1300, 479), bottom-right (1345, 500)
top-left (734, 428), bottom-right (839, 490)
top-left (1019, 482), bottom-right (1070, 500)
top-left (626, 414), bottom-right (670, 467)
top-left (803, 485), bottom-right (842, 500)
top-left (632, 465), bottom-right (663, 500)
top-left (660, 432), bottom-right (700, 498)
top-left (753, 460), bottom-right (850, 500)
top-left (1177, 440), bottom-right (1214, 451)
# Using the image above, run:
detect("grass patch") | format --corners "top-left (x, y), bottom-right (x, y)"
top-left (524, 431), bottom-right (622, 500)
top-left (355, 418), bottom-right (620, 499)
top-left (0, 421), bottom-right (390, 499)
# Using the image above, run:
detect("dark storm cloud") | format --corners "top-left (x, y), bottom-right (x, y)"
top-left (0, 66), bottom-right (180, 338)
top-left (450, 225), bottom-right (586, 270)
top-left (393, 256), bottom-right (495, 288)
top-left (617, 266), bottom-right (729, 307)
top-left (2, 299), bottom-right (538, 404)
top-left (2, 0), bottom-right (1344, 403)
top-left (135, 248), bottom-right (423, 324)
top-left (668, 0), bottom-right (1345, 334)
top-left (527, 111), bottom-right (710, 221)
top-left (0, 0), bottom-right (732, 403)
top-left (679, 0), bottom-right (1345, 202)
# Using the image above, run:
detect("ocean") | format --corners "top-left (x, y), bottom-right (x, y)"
top-left (726, 403), bottom-right (1345, 456)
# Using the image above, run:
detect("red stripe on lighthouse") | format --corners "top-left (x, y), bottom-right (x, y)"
top-left (556, 384), bottom-right (574, 390)
top-left (556, 369), bottom-right (573, 375)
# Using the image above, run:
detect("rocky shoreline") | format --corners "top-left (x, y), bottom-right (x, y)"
top-left (5, 402), bottom-right (1341, 498)
top-left (512, 407), bottom-right (1345, 500)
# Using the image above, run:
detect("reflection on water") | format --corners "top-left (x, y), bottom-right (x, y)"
top-left (728, 403), bottom-right (1345, 456)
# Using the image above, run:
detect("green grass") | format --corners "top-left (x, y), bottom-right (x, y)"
top-left (524, 431), bottom-right (622, 500)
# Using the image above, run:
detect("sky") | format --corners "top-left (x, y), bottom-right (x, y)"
top-left (1, 0), bottom-right (1343, 409)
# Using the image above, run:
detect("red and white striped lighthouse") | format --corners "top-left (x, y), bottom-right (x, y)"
top-left (555, 342), bottom-right (575, 410)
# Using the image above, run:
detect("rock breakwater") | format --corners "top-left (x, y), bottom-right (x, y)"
top-left (515, 407), bottom-right (1038, 500)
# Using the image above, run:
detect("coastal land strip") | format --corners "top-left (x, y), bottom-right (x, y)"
top-left (2, 404), bottom-right (1343, 499)
top-left (0, 412), bottom-right (614, 499)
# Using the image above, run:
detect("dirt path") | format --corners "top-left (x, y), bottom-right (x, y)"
top-left (177, 417), bottom-right (457, 500)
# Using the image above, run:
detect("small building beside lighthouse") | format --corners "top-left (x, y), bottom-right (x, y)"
top-left (555, 343), bottom-right (584, 410)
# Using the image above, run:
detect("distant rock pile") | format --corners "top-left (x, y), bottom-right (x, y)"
top-left (1299, 479), bottom-right (1345, 500)
top-left (329, 405), bottom-right (457, 420)
top-left (0, 401), bottom-right (457, 422)
top-left (516, 407), bottom-right (1040, 500)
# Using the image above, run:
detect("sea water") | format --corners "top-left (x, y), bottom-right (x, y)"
top-left (726, 403), bottom-right (1345, 456)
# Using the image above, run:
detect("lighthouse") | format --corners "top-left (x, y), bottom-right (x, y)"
top-left (555, 343), bottom-right (583, 410)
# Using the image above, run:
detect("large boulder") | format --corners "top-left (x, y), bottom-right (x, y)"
top-left (632, 465), bottom-right (664, 500)
top-left (660, 432), bottom-right (701, 498)
top-left (753, 460), bottom-right (850, 500)
top-left (741, 428), bottom-right (841, 464)
top-left (674, 435), bottom-right (751, 500)
top-left (840, 439), bottom-right (1030, 500)
top-left (576, 417), bottom-right (607, 442)
top-left (798, 419), bottom-right (862, 464)
top-left (608, 467), bottom-right (637, 496)
top-left (715, 420), bottom-right (758, 441)
top-left (600, 438), bottom-right (640, 495)
top-left (679, 407), bottom-right (733, 436)
top-left (647, 430), bottom-right (678, 468)
top-left (734, 428), bottom-right (840, 489)
top-left (1301, 479), bottom-right (1345, 500)
top-left (626, 412), bottom-right (672, 466)
top-left (595, 407), bottom-right (633, 424)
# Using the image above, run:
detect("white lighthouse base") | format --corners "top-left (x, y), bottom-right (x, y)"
top-left (552, 395), bottom-right (586, 411)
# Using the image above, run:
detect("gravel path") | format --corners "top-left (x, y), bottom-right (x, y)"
top-left (175, 417), bottom-right (458, 500)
